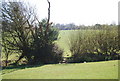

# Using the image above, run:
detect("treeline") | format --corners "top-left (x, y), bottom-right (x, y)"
top-left (68, 26), bottom-right (120, 63)
top-left (54, 23), bottom-right (117, 30)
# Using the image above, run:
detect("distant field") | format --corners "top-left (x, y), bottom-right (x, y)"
top-left (2, 60), bottom-right (118, 79)
top-left (55, 30), bottom-right (73, 57)
top-left (56, 30), bottom-right (100, 57)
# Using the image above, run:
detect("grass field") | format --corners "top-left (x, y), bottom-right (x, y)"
top-left (2, 60), bottom-right (118, 79)
top-left (56, 30), bottom-right (72, 57)
top-left (56, 30), bottom-right (80, 57)
top-left (56, 30), bottom-right (100, 57)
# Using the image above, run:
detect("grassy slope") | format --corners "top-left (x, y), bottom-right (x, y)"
top-left (2, 60), bottom-right (118, 79)
top-left (56, 30), bottom-right (100, 57)
top-left (56, 30), bottom-right (71, 57)
top-left (56, 30), bottom-right (79, 57)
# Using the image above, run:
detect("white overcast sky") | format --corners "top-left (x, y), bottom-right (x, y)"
top-left (4, 0), bottom-right (120, 25)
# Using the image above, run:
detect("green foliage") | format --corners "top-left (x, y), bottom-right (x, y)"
top-left (68, 26), bottom-right (120, 63)
top-left (26, 19), bottom-right (63, 64)
top-left (2, 2), bottom-right (63, 66)
top-left (2, 2), bottom-right (32, 65)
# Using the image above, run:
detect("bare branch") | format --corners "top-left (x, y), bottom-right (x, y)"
top-left (34, 16), bottom-right (43, 34)
top-left (45, 0), bottom-right (50, 36)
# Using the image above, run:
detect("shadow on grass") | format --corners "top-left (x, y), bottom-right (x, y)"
top-left (2, 64), bottom-right (44, 75)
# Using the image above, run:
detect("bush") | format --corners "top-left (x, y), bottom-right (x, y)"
top-left (69, 26), bottom-right (120, 63)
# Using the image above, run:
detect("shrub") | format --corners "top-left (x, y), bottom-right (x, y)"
top-left (69, 26), bottom-right (120, 63)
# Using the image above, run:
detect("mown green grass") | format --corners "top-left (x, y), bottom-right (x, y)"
top-left (2, 60), bottom-right (118, 79)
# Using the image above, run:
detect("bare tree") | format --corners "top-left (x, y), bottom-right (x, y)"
top-left (2, 2), bottom-right (37, 65)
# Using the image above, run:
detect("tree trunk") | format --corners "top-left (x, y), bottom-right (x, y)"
top-left (14, 55), bottom-right (24, 65)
